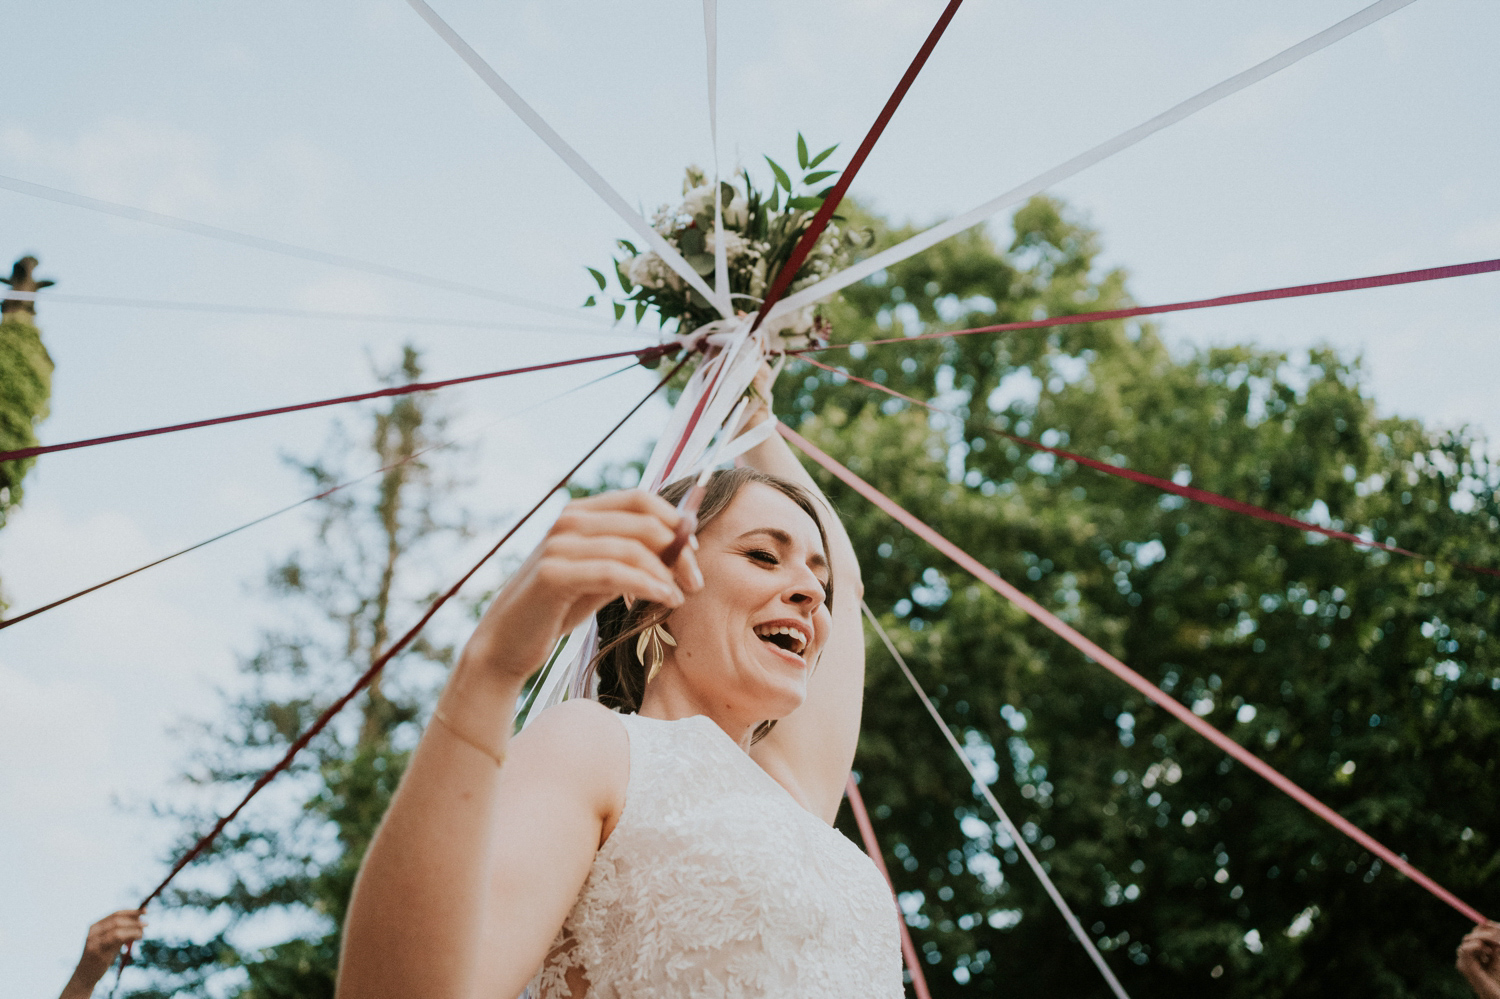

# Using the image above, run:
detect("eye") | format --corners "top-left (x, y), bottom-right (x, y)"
top-left (744, 548), bottom-right (779, 566)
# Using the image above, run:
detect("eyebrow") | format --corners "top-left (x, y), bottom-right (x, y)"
top-left (736, 527), bottom-right (829, 573)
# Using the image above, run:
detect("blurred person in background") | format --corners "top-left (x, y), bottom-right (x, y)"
top-left (57, 909), bottom-right (144, 999)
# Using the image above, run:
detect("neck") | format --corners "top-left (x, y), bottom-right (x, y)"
top-left (637, 665), bottom-right (759, 750)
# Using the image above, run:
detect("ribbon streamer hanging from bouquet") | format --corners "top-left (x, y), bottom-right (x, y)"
top-left (405, 0), bottom-right (731, 320)
top-left (703, 0), bottom-right (732, 318)
top-left (524, 320), bottom-right (777, 722)
top-left (781, 420), bottom-right (1488, 926)
top-left (767, 0), bottom-right (1417, 322)
top-left (0, 173), bottom-right (580, 318)
top-left (862, 602), bottom-right (1131, 999)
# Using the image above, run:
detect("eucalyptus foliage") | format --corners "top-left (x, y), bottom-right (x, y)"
top-left (589, 134), bottom-right (866, 341)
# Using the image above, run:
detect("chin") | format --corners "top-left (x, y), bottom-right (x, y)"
top-left (747, 671), bottom-right (809, 721)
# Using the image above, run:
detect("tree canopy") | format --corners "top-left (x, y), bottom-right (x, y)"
top-left (128, 348), bottom-right (468, 998)
top-left (0, 312), bottom-right (53, 608)
top-left (791, 196), bottom-right (1500, 997)
top-left (122, 199), bottom-right (1500, 999)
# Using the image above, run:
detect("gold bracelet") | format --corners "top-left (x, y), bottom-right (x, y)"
top-left (431, 707), bottom-right (506, 769)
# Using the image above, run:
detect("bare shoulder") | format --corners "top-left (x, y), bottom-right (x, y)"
top-left (511, 699), bottom-right (629, 769)
top-left (507, 700), bottom-right (630, 827)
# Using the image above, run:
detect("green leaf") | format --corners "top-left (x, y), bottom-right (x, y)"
top-left (721, 181), bottom-right (735, 209)
top-left (617, 239), bottom-right (638, 255)
top-left (586, 267), bottom-right (607, 290)
top-left (803, 170), bottom-right (836, 186)
top-left (765, 156), bottom-right (792, 192)
top-left (808, 143), bottom-right (838, 169)
top-left (797, 133), bottom-right (809, 170)
top-left (635, 300), bottom-right (648, 324)
top-left (613, 302), bottom-right (626, 322)
top-left (687, 252), bottom-right (716, 276)
top-left (768, 185), bottom-right (780, 212)
top-left (788, 195), bottom-right (824, 210)
top-left (583, 295), bottom-right (596, 308)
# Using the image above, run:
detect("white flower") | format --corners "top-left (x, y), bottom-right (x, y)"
top-left (705, 228), bottom-right (750, 260)
top-left (749, 258), bottom-right (768, 297)
top-left (725, 195), bottom-right (748, 228)
top-left (681, 184), bottom-right (716, 219)
top-left (653, 204), bottom-right (688, 237)
top-left (782, 306), bottom-right (814, 334)
top-left (625, 253), bottom-right (677, 290)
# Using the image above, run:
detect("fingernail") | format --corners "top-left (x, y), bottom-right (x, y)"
top-left (689, 534), bottom-right (699, 550)
top-left (691, 564), bottom-right (704, 590)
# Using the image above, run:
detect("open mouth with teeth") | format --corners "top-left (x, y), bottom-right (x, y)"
top-left (753, 623), bottom-right (809, 659)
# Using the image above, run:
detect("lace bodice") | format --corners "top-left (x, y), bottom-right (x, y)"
top-left (528, 713), bottom-right (903, 999)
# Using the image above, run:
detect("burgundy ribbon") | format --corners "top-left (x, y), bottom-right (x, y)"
top-left (752, 0), bottom-right (966, 330)
top-left (780, 420), bottom-right (1486, 926)
top-left (845, 775), bottom-right (933, 999)
top-left (803, 257), bottom-right (1500, 355)
top-left (109, 354), bottom-right (689, 988)
top-left (0, 364), bottom-right (639, 632)
top-left (663, 0), bottom-right (967, 479)
top-left (800, 355), bottom-right (1498, 580)
top-left (0, 344), bottom-right (675, 465)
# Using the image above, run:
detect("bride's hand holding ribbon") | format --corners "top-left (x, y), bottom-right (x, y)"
top-left (462, 490), bottom-right (704, 688)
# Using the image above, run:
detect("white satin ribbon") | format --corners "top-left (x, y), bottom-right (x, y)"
top-left (405, 0), bottom-right (731, 321)
top-left (525, 318), bottom-right (782, 726)
top-left (861, 602), bottom-right (1132, 999)
top-left (767, 0), bottom-right (1416, 322)
top-left (704, 0), bottom-right (732, 317)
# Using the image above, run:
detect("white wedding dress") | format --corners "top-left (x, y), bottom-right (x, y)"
top-left (527, 712), bottom-right (905, 998)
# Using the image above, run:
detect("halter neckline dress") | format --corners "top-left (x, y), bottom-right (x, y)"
top-left (528, 712), bottom-right (904, 998)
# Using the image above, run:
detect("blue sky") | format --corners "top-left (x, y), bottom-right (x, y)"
top-left (3, 1), bottom-right (1497, 992)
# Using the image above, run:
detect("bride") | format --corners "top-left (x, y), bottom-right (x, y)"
top-left (338, 380), bottom-right (903, 998)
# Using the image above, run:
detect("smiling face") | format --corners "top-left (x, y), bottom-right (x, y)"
top-left (655, 482), bottom-right (832, 735)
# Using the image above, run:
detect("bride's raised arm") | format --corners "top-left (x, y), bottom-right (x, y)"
top-left (739, 368), bottom-right (868, 826)
top-left (338, 491), bottom-right (701, 999)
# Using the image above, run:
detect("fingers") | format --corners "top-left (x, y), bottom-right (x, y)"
top-left (84, 911), bottom-right (146, 961)
top-left (554, 509), bottom-right (677, 552)
top-left (563, 489), bottom-right (682, 531)
top-left (544, 535), bottom-right (683, 601)
top-left (753, 359), bottom-right (776, 396)
top-left (99, 924), bottom-right (145, 948)
top-left (549, 491), bottom-right (703, 599)
top-left (538, 552), bottom-right (685, 608)
top-left (88, 910), bottom-right (145, 937)
top-left (669, 538), bottom-right (704, 594)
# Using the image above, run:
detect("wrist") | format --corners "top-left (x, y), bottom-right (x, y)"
top-left (742, 392), bottom-right (771, 429)
top-left (64, 958), bottom-right (107, 995)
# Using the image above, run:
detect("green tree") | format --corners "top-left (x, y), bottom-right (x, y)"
top-left (128, 347), bottom-right (470, 998)
top-left (787, 197), bottom-right (1500, 997)
top-left (0, 306), bottom-right (54, 609)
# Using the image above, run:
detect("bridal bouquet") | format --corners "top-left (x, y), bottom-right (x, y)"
top-left (585, 136), bottom-right (867, 351)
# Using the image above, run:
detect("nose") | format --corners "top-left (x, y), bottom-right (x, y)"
top-left (783, 563), bottom-right (827, 610)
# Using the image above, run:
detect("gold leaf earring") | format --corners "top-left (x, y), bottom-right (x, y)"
top-left (636, 622), bottom-right (677, 684)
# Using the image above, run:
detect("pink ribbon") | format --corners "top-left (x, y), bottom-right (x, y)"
top-left (781, 421), bottom-right (1486, 925)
